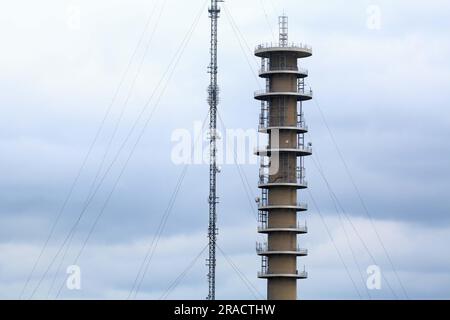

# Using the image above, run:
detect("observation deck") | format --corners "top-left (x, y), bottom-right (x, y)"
top-left (258, 174), bottom-right (308, 189)
top-left (254, 88), bottom-right (313, 101)
top-left (258, 270), bottom-right (308, 279)
top-left (258, 223), bottom-right (308, 234)
top-left (258, 202), bottom-right (308, 212)
top-left (258, 122), bottom-right (308, 134)
top-left (259, 65), bottom-right (308, 78)
top-left (256, 243), bottom-right (308, 256)
top-left (255, 145), bottom-right (313, 157)
top-left (255, 43), bottom-right (312, 59)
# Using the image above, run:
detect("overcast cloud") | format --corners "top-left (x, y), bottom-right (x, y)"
top-left (0, 0), bottom-right (449, 300)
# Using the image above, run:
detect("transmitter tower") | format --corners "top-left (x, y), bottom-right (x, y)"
top-left (255, 16), bottom-right (313, 300)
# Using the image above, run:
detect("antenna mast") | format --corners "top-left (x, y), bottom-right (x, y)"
top-left (206, 0), bottom-right (222, 301)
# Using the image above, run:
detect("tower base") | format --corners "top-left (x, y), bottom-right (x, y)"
top-left (268, 278), bottom-right (297, 300)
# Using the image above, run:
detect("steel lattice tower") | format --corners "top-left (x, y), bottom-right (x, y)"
top-left (206, 0), bottom-right (223, 301)
top-left (255, 16), bottom-right (313, 300)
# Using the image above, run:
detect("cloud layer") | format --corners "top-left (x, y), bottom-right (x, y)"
top-left (0, 0), bottom-right (449, 299)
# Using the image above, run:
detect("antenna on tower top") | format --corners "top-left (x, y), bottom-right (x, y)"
top-left (279, 15), bottom-right (288, 47)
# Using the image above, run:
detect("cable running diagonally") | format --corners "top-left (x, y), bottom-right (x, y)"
top-left (31, 0), bottom-right (208, 299)
top-left (311, 97), bottom-right (409, 299)
top-left (307, 189), bottom-right (363, 299)
top-left (128, 112), bottom-right (210, 300)
top-left (56, 3), bottom-right (209, 299)
top-left (259, 0), bottom-right (277, 42)
top-left (19, 0), bottom-right (161, 300)
top-left (217, 245), bottom-right (264, 300)
top-left (309, 154), bottom-right (399, 299)
top-left (159, 244), bottom-right (209, 300)
top-left (310, 153), bottom-right (372, 299)
top-left (46, 2), bottom-right (168, 299)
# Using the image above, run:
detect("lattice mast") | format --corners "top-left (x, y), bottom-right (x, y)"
top-left (255, 16), bottom-right (313, 300)
top-left (206, 0), bottom-right (223, 301)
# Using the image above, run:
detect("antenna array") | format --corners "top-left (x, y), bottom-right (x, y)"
top-left (206, 0), bottom-right (223, 301)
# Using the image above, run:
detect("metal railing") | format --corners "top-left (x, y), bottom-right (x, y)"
top-left (258, 201), bottom-right (307, 210)
top-left (259, 170), bottom-right (307, 186)
top-left (255, 144), bottom-right (312, 154)
top-left (258, 222), bottom-right (308, 233)
top-left (297, 223), bottom-right (308, 233)
top-left (258, 270), bottom-right (308, 278)
top-left (258, 114), bottom-right (308, 132)
top-left (254, 87), bottom-right (313, 97)
top-left (298, 87), bottom-right (313, 96)
top-left (256, 42), bottom-right (312, 52)
top-left (256, 243), bottom-right (308, 255)
top-left (259, 65), bottom-right (308, 75)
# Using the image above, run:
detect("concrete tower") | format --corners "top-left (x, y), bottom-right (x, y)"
top-left (255, 16), bottom-right (313, 300)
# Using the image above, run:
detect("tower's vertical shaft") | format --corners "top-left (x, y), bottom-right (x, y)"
top-left (255, 16), bottom-right (313, 300)
top-left (207, 0), bottom-right (222, 301)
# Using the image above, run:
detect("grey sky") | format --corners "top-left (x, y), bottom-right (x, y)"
top-left (0, 0), bottom-right (450, 299)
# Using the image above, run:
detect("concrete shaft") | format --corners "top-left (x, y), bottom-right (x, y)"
top-left (256, 48), bottom-right (312, 301)
top-left (268, 56), bottom-right (298, 300)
